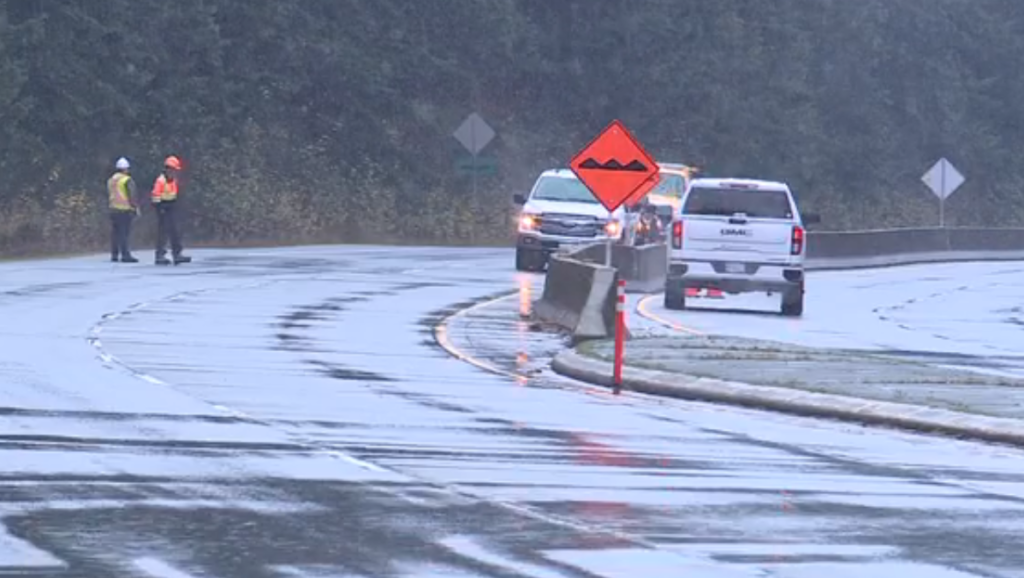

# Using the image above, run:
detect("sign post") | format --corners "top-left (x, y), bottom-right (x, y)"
top-left (452, 112), bottom-right (497, 197)
top-left (613, 279), bottom-right (626, 394)
top-left (921, 157), bottom-right (965, 227)
top-left (568, 119), bottom-right (658, 394)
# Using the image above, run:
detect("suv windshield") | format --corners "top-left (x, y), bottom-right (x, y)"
top-left (683, 186), bottom-right (793, 219)
top-left (531, 176), bottom-right (598, 203)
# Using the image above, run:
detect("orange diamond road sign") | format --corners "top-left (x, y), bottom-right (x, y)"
top-left (569, 119), bottom-right (658, 212)
top-left (624, 172), bottom-right (661, 209)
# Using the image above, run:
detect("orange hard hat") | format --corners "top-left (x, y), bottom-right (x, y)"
top-left (164, 155), bottom-right (182, 170)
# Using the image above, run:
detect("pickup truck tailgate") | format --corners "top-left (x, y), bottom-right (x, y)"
top-left (685, 217), bottom-right (794, 256)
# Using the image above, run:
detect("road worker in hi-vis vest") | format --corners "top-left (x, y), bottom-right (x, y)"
top-left (151, 155), bottom-right (191, 265)
top-left (108, 157), bottom-right (139, 263)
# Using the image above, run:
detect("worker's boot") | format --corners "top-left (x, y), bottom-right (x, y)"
top-left (173, 253), bottom-right (191, 265)
top-left (121, 254), bottom-right (138, 263)
top-left (155, 253), bottom-right (171, 266)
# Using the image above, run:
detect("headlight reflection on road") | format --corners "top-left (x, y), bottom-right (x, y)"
top-left (518, 275), bottom-right (532, 317)
top-left (515, 275), bottom-right (533, 385)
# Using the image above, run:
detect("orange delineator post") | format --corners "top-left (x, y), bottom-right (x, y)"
top-left (613, 279), bottom-right (626, 394)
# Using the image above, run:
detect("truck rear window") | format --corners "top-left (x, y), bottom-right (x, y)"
top-left (683, 187), bottom-right (793, 219)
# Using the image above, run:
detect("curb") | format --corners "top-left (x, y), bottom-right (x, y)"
top-left (552, 349), bottom-right (1024, 447)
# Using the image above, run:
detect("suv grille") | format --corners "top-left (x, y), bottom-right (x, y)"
top-left (537, 213), bottom-right (602, 237)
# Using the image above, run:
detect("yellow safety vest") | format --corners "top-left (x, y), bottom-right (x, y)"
top-left (108, 172), bottom-right (132, 210)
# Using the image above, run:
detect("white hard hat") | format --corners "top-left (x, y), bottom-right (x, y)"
top-left (115, 157), bottom-right (130, 170)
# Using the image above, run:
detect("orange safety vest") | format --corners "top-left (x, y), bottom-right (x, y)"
top-left (151, 174), bottom-right (178, 203)
top-left (108, 172), bottom-right (132, 210)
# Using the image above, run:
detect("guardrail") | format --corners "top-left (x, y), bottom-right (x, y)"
top-left (805, 227), bottom-right (1024, 270)
top-left (531, 227), bottom-right (1024, 339)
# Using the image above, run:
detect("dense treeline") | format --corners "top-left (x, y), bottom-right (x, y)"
top-left (2, 0), bottom-right (1024, 255)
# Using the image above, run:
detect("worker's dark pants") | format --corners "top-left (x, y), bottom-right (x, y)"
top-left (109, 210), bottom-right (135, 260)
top-left (154, 201), bottom-right (183, 257)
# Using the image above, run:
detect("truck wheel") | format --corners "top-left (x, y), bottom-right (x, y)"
top-left (516, 248), bottom-right (542, 272)
top-left (515, 248), bottom-right (530, 271)
top-left (664, 289), bottom-right (686, 310)
top-left (781, 295), bottom-right (804, 317)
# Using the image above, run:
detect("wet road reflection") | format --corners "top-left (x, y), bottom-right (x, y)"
top-left (0, 247), bottom-right (1023, 577)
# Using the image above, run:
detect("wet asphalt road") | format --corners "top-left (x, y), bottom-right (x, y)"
top-left (639, 260), bottom-right (1024, 379)
top-left (3, 247), bottom-right (1024, 577)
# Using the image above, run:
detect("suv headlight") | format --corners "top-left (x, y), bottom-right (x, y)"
top-left (604, 219), bottom-right (622, 237)
top-left (519, 212), bottom-right (540, 231)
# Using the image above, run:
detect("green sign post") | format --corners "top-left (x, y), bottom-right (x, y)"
top-left (454, 155), bottom-right (498, 177)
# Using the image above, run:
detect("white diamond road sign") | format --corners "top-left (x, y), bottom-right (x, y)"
top-left (453, 112), bottom-right (495, 156)
top-left (921, 157), bottom-right (965, 200)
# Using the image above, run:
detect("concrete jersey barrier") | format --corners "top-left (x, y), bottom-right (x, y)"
top-left (531, 242), bottom-right (659, 340)
top-left (531, 246), bottom-right (618, 341)
top-left (611, 243), bottom-right (667, 294)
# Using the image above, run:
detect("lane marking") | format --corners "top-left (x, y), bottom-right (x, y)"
top-left (324, 449), bottom-right (388, 473)
top-left (636, 294), bottom-right (706, 336)
top-left (438, 535), bottom-right (573, 578)
top-left (86, 279), bottom-right (394, 475)
top-left (210, 404), bottom-right (246, 418)
top-left (433, 290), bottom-right (527, 380)
top-left (133, 558), bottom-right (199, 578)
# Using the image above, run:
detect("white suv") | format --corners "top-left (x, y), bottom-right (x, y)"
top-left (665, 177), bottom-right (818, 316)
top-left (513, 168), bottom-right (625, 271)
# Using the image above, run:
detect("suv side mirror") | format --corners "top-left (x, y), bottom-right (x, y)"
top-left (802, 212), bottom-right (821, 225)
top-left (513, 193), bottom-right (527, 205)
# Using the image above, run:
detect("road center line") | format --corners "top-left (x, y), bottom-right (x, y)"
top-left (133, 557), bottom-right (200, 578)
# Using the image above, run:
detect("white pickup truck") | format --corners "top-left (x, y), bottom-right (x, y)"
top-left (513, 168), bottom-right (625, 271)
top-left (664, 177), bottom-right (818, 316)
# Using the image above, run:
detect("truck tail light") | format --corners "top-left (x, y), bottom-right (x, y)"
top-left (791, 225), bottom-right (804, 255)
top-left (672, 221), bottom-right (683, 249)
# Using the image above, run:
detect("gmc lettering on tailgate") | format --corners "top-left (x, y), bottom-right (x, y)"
top-left (720, 228), bottom-right (751, 236)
